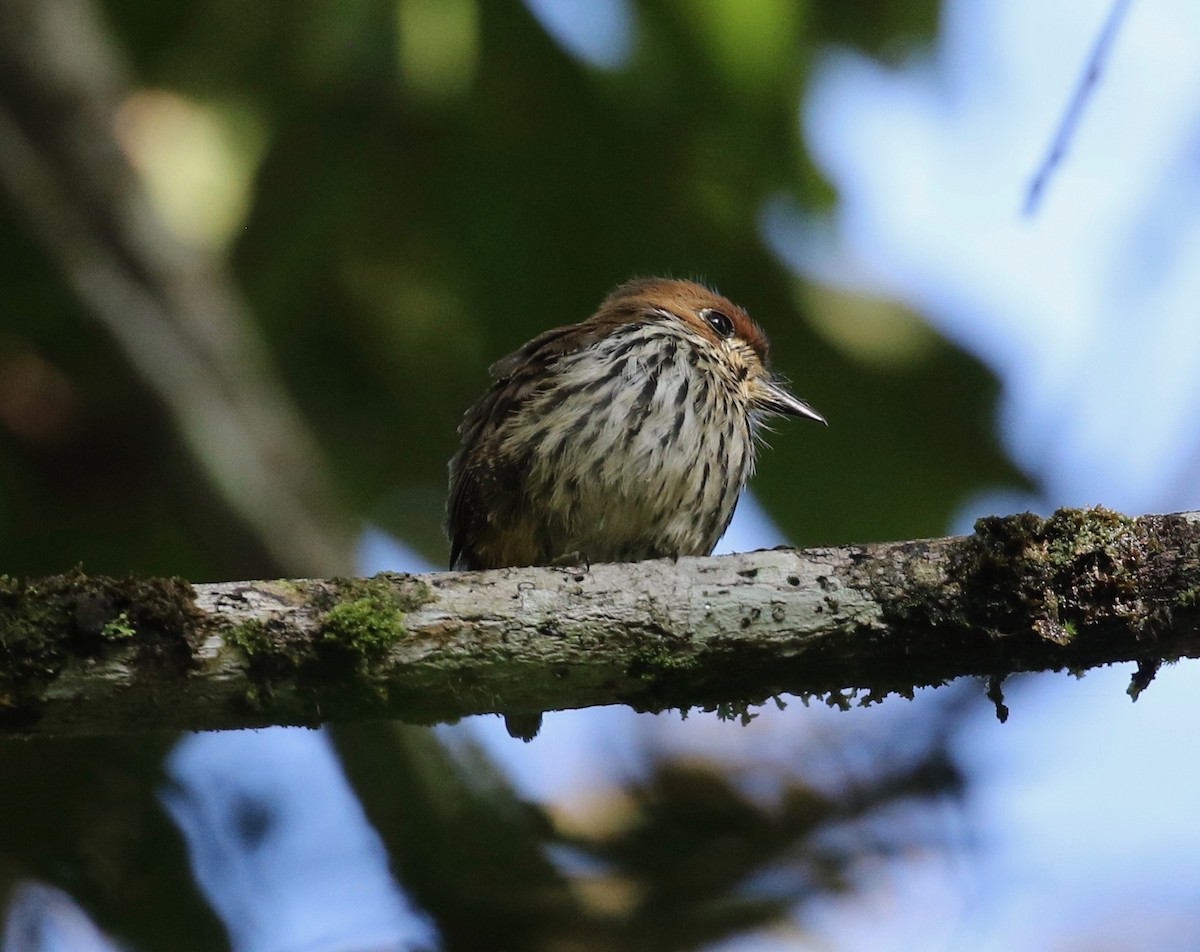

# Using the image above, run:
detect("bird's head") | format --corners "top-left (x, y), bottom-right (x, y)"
top-left (595, 278), bottom-right (827, 425)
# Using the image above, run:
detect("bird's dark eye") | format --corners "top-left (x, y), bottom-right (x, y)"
top-left (701, 309), bottom-right (735, 339)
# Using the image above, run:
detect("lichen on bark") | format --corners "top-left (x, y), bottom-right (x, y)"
top-left (854, 507), bottom-right (1200, 697)
top-left (219, 574), bottom-right (434, 718)
top-left (0, 570), bottom-right (199, 722)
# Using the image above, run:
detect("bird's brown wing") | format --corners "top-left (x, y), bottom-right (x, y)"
top-left (447, 320), bottom-right (615, 569)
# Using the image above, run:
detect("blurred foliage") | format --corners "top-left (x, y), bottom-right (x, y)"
top-left (334, 713), bottom-right (964, 952)
top-left (0, 734), bottom-right (224, 950)
top-left (0, 0), bottom-right (1019, 581)
top-left (0, 708), bottom-right (965, 952)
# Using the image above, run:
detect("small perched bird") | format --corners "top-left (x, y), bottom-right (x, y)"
top-left (447, 277), bottom-right (826, 571)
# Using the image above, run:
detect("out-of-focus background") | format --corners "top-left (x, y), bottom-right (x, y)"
top-left (3, 1), bottom-right (1200, 950)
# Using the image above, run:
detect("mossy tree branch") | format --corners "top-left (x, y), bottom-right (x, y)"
top-left (2, 507), bottom-right (1200, 737)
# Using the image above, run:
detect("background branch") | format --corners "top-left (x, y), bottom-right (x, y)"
top-left (0, 0), bottom-right (352, 575)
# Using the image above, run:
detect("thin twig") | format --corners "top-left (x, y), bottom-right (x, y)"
top-left (1024, 0), bottom-right (1134, 215)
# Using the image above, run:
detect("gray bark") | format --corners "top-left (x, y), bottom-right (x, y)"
top-left (3, 507), bottom-right (1200, 737)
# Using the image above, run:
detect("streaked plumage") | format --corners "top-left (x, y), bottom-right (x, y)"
top-left (448, 278), bottom-right (825, 570)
